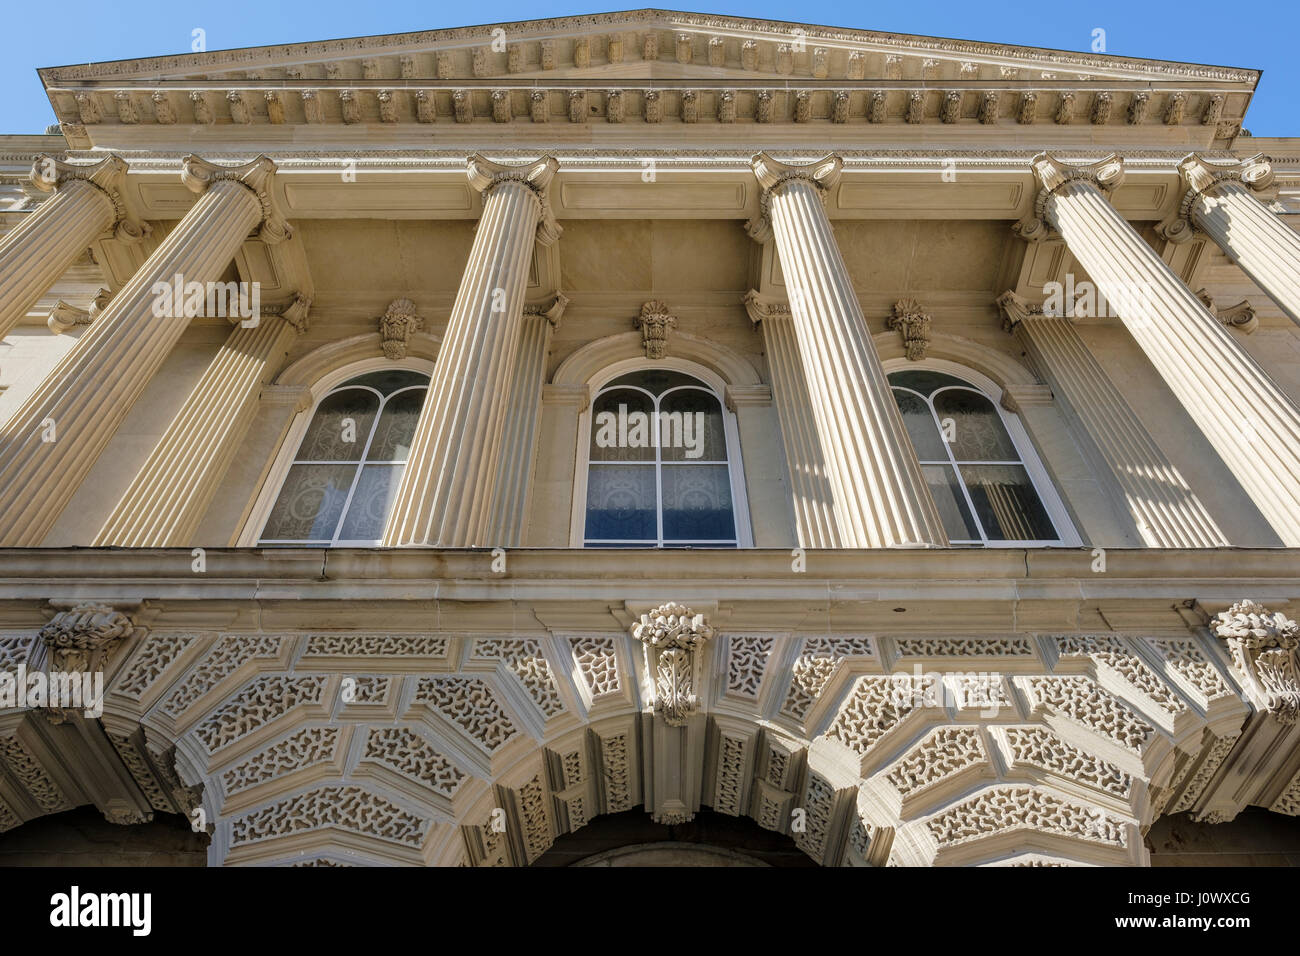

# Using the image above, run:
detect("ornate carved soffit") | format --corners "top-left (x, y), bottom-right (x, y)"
top-left (1213, 600), bottom-right (1300, 725)
top-left (1160, 153), bottom-right (1276, 245)
top-left (631, 603), bottom-right (714, 726)
top-left (47, 288), bottom-right (111, 335)
top-left (888, 298), bottom-right (933, 360)
top-left (466, 153), bottom-right (561, 246)
top-left (1014, 152), bottom-right (1124, 243)
top-left (1195, 289), bottom-right (1257, 334)
top-left (523, 291), bottom-right (569, 329)
top-left (180, 154), bottom-right (291, 245)
top-left (29, 153), bottom-right (147, 243)
top-left (636, 300), bottom-right (676, 359)
top-left (378, 298), bottom-right (423, 359)
top-left (747, 152), bottom-right (843, 243)
top-left (741, 289), bottom-right (792, 327)
top-left (995, 289), bottom-right (1045, 332)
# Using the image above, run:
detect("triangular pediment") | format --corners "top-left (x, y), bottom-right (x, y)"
top-left (37, 10), bottom-right (1257, 140)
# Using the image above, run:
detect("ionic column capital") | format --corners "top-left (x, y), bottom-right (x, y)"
top-left (741, 289), bottom-right (792, 326)
top-left (523, 291), bottom-right (569, 329)
top-left (995, 289), bottom-right (1045, 332)
top-left (1160, 153), bottom-right (1277, 244)
top-left (30, 153), bottom-right (147, 243)
top-left (747, 153), bottom-right (842, 243)
top-left (180, 154), bottom-right (290, 244)
top-left (467, 153), bottom-right (562, 245)
top-left (1016, 152), bottom-right (1125, 242)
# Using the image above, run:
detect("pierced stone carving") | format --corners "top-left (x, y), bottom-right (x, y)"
top-left (472, 638), bottom-right (564, 718)
top-left (601, 733), bottom-right (633, 811)
top-left (412, 676), bottom-right (518, 753)
top-left (631, 603), bottom-right (714, 726)
top-left (160, 635), bottom-right (283, 718)
top-left (887, 298), bottom-right (932, 361)
top-left (886, 726), bottom-right (986, 796)
top-left (1021, 676), bottom-right (1153, 754)
top-left (232, 785), bottom-right (427, 849)
top-left (714, 734), bottom-right (746, 815)
top-left (194, 675), bottom-right (328, 753)
top-left (828, 674), bottom-right (937, 755)
top-left (115, 631), bottom-right (196, 700)
top-left (607, 36), bottom-right (624, 64)
top-left (0, 736), bottom-right (70, 813)
top-left (635, 300), bottom-right (676, 359)
top-left (570, 636), bottom-right (621, 699)
top-left (377, 298), bottom-right (424, 359)
top-left (642, 32), bottom-right (659, 61)
top-left (726, 634), bottom-right (773, 698)
top-left (1172, 729), bottom-right (1240, 813)
top-left (1213, 600), bottom-right (1300, 724)
top-left (1001, 726), bottom-right (1131, 797)
top-left (1145, 637), bottom-right (1234, 702)
top-left (518, 774), bottom-right (552, 861)
top-left (926, 787), bottom-right (1126, 849)
top-left (898, 636), bottom-right (1032, 657)
top-left (1053, 634), bottom-right (1186, 715)
top-left (783, 636), bottom-right (874, 720)
top-left (363, 727), bottom-right (466, 798)
top-left (223, 726), bottom-right (341, 795)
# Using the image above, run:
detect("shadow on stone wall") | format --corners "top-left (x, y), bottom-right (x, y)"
top-left (0, 807), bottom-right (208, 866)
top-left (1147, 808), bottom-right (1300, 866)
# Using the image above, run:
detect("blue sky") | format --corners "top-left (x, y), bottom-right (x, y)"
top-left (5, 0), bottom-right (1296, 135)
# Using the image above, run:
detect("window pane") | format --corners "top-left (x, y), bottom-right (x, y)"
top-left (921, 464), bottom-right (981, 541)
top-left (261, 463), bottom-right (357, 540)
top-left (296, 388), bottom-right (379, 461)
top-left (959, 464), bottom-right (1058, 541)
top-left (337, 464), bottom-right (403, 541)
top-left (590, 388), bottom-right (655, 462)
top-left (887, 369), bottom-right (969, 397)
top-left (933, 389), bottom-right (1019, 461)
top-left (660, 388), bottom-right (726, 462)
top-left (605, 369), bottom-right (700, 396)
top-left (893, 389), bottom-right (948, 461)
top-left (347, 369), bottom-right (429, 396)
top-left (662, 464), bottom-right (735, 541)
top-left (369, 389), bottom-right (426, 461)
top-left (585, 465), bottom-right (656, 540)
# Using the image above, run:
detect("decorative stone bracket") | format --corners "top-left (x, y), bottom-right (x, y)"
top-left (378, 298), bottom-right (424, 359)
top-left (1213, 600), bottom-right (1300, 724)
top-left (888, 298), bottom-right (932, 360)
top-left (34, 602), bottom-right (138, 724)
top-left (635, 300), bottom-right (676, 359)
top-left (631, 603), bottom-right (713, 726)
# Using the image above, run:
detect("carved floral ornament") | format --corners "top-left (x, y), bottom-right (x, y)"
top-left (635, 300), bottom-right (676, 359)
top-left (37, 603), bottom-right (136, 674)
top-left (465, 153), bottom-right (561, 246)
top-left (1213, 600), bottom-right (1300, 724)
top-left (888, 298), bottom-right (933, 360)
top-left (1015, 152), bottom-right (1125, 243)
top-left (631, 603), bottom-right (713, 725)
top-left (378, 298), bottom-right (424, 359)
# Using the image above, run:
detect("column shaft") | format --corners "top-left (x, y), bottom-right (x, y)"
top-left (0, 178), bottom-right (116, 339)
top-left (1044, 176), bottom-right (1300, 545)
top-left (757, 157), bottom-right (946, 548)
top-left (384, 157), bottom-right (557, 547)
top-left (1190, 181), bottom-right (1300, 328)
top-left (0, 176), bottom-right (264, 545)
top-left (1003, 299), bottom-right (1227, 547)
top-left (94, 308), bottom-right (304, 546)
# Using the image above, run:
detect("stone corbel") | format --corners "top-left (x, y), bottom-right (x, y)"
top-left (1213, 600), bottom-right (1300, 725)
top-left (1015, 152), bottom-right (1125, 243)
top-left (635, 300), bottom-right (676, 359)
top-left (180, 154), bottom-right (291, 245)
top-left (29, 153), bottom-right (147, 243)
top-left (36, 602), bottom-right (140, 724)
top-left (466, 153), bottom-right (562, 246)
top-left (631, 603), bottom-right (714, 726)
top-left (1195, 289), bottom-right (1257, 334)
top-left (1159, 153), bottom-right (1277, 245)
top-left (378, 298), bottom-right (424, 359)
top-left (888, 298), bottom-right (932, 360)
top-left (747, 152), bottom-right (843, 244)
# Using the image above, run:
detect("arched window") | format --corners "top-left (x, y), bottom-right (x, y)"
top-left (257, 369), bottom-right (428, 546)
top-left (888, 367), bottom-right (1072, 546)
top-left (581, 368), bottom-right (745, 548)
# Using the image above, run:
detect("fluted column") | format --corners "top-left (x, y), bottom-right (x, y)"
top-left (383, 155), bottom-right (560, 547)
top-left (998, 291), bottom-right (1228, 548)
top-left (0, 155), bottom-right (288, 546)
top-left (486, 292), bottom-right (567, 547)
top-left (749, 153), bottom-right (947, 548)
top-left (94, 295), bottom-right (310, 546)
top-left (0, 154), bottom-right (145, 340)
top-left (1023, 153), bottom-right (1300, 546)
top-left (743, 290), bottom-right (841, 548)
top-left (1165, 153), bottom-right (1300, 328)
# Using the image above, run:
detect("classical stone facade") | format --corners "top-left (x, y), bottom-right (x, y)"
top-left (0, 10), bottom-right (1299, 866)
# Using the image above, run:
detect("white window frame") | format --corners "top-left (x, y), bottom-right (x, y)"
top-left (882, 357), bottom-right (1081, 548)
top-left (238, 357), bottom-right (435, 547)
top-left (569, 357), bottom-right (754, 548)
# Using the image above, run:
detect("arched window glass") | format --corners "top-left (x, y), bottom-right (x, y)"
top-left (888, 369), bottom-right (1061, 545)
top-left (584, 369), bottom-right (737, 547)
top-left (259, 370), bottom-right (429, 546)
